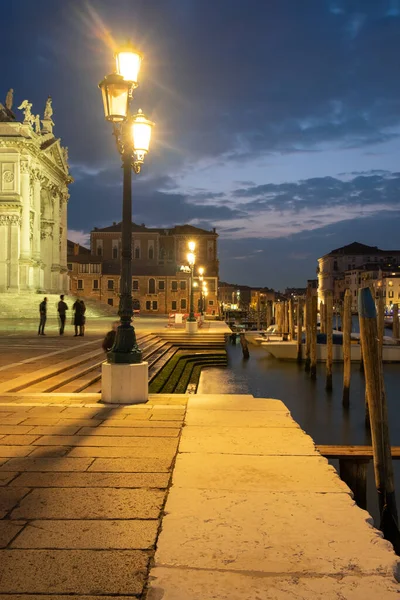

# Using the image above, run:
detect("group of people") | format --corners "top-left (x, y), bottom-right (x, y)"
top-left (38, 295), bottom-right (86, 336)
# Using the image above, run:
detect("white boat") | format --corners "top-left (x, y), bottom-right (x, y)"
top-left (261, 340), bottom-right (400, 363)
top-left (245, 326), bottom-right (285, 345)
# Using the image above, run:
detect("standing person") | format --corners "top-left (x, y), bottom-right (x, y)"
top-left (80, 299), bottom-right (86, 336)
top-left (72, 298), bottom-right (83, 337)
top-left (38, 297), bottom-right (47, 335)
top-left (57, 294), bottom-right (68, 335)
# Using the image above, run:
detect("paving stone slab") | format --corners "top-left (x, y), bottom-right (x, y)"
top-left (88, 457), bottom-right (173, 472)
top-left (12, 487), bottom-right (165, 519)
top-left (0, 446), bottom-right (34, 458)
top-left (0, 457), bottom-right (93, 472)
top-left (172, 454), bottom-right (349, 493)
top-left (185, 409), bottom-right (295, 428)
top-left (0, 596), bottom-right (137, 600)
top-left (28, 446), bottom-right (70, 458)
top-left (11, 471), bottom-right (170, 488)
top-left (32, 435), bottom-right (180, 449)
top-left (12, 519), bottom-right (159, 549)
top-left (21, 417), bottom-right (104, 426)
top-left (69, 444), bottom-right (177, 458)
top-left (146, 568), bottom-right (400, 600)
top-left (188, 395), bottom-right (287, 411)
top-left (0, 473), bottom-right (18, 486)
top-left (28, 426), bottom-right (81, 436)
top-left (0, 549), bottom-right (147, 594)
top-left (180, 426), bottom-right (318, 455)
top-left (0, 426), bottom-right (34, 435)
top-left (149, 413), bottom-right (186, 421)
top-left (0, 435), bottom-right (40, 446)
top-left (77, 426), bottom-right (181, 437)
top-left (0, 488), bottom-right (30, 518)
top-left (103, 420), bottom-right (183, 428)
top-left (0, 417), bottom-right (28, 425)
top-left (155, 488), bottom-right (399, 577)
top-left (0, 521), bottom-right (25, 548)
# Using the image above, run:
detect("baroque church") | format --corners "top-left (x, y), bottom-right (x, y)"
top-left (0, 89), bottom-right (72, 294)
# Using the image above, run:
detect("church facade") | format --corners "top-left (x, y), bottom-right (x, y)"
top-left (0, 89), bottom-right (72, 294)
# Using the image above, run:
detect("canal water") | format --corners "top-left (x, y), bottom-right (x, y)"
top-left (197, 334), bottom-right (400, 524)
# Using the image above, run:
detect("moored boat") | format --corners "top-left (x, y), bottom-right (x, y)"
top-left (261, 340), bottom-right (400, 363)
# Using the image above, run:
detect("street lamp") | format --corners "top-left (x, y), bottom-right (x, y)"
top-left (99, 43), bottom-right (154, 364)
top-left (187, 241), bottom-right (196, 323)
top-left (198, 267), bottom-right (204, 315)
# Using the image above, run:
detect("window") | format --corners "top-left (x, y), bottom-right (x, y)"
top-left (91, 263), bottom-right (101, 273)
top-left (146, 300), bottom-right (151, 310)
top-left (149, 247), bottom-right (154, 259)
top-left (333, 261), bottom-right (338, 271)
top-left (132, 279), bottom-right (139, 291)
top-left (77, 279), bottom-right (83, 290)
top-left (171, 300), bottom-right (177, 311)
top-left (107, 298), bottom-right (113, 306)
top-left (93, 279), bottom-right (99, 290)
top-left (107, 280), bottom-right (114, 291)
top-left (134, 241), bottom-right (141, 259)
top-left (67, 263), bottom-right (72, 271)
top-left (158, 280), bottom-right (165, 291)
top-left (171, 280), bottom-right (178, 291)
top-left (148, 278), bottom-right (156, 294)
top-left (79, 264), bottom-right (89, 273)
top-left (389, 291), bottom-right (394, 298)
top-left (180, 298), bottom-right (187, 310)
top-left (180, 280), bottom-right (186, 291)
top-left (152, 301), bottom-right (158, 310)
top-left (209, 299), bottom-right (214, 306)
top-left (97, 247), bottom-right (102, 256)
top-left (112, 247), bottom-right (118, 259)
top-left (134, 247), bottom-right (140, 259)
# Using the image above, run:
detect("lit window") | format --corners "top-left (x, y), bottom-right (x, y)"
top-left (132, 280), bottom-right (139, 291)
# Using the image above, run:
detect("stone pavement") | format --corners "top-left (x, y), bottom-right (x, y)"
top-left (0, 393), bottom-right (188, 598)
top-left (147, 394), bottom-right (400, 600)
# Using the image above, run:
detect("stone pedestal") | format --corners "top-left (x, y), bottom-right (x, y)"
top-left (186, 320), bottom-right (198, 334)
top-left (101, 361), bottom-right (149, 404)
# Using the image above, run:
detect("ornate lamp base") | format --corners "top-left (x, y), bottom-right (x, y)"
top-left (107, 324), bottom-right (142, 364)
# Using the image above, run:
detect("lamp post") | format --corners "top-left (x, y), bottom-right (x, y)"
top-left (198, 267), bottom-right (204, 316)
top-left (99, 43), bottom-right (154, 364)
top-left (202, 281), bottom-right (208, 315)
top-left (187, 241), bottom-right (196, 322)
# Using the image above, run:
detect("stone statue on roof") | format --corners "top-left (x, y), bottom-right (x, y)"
top-left (34, 114), bottom-right (41, 134)
top-left (5, 88), bottom-right (13, 110)
top-left (44, 96), bottom-right (53, 120)
top-left (62, 146), bottom-right (69, 165)
top-left (17, 100), bottom-right (35, 126)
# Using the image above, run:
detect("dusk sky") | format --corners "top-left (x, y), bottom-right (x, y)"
top-left (2, 0), bottom-right (400, 290)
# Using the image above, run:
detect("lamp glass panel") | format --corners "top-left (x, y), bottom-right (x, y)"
top-left (104, 82), bottom-right (129, 121)
top-left (116, 51), bottom-right (142, 83)
top-left (187, 252), bottom-right (195, 265)
top-left (132, 117), bottom-right (152, 152)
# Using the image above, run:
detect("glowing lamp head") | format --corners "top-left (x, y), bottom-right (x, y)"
top-left (198, 267), bottom-right (204, 276)
top-left (187, 252), bottom-right (195, 265)
top-left (132, 109), bottom-right (154, 163)
top-left (188, 241), bottom-right (196, 252)
top-left (115, 43), bottom-right (143, 86)
top-left (99, 73), bottom-right (130, 122)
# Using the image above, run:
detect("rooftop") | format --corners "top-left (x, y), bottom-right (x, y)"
top-left (92, 222), bottom-right (217, 236)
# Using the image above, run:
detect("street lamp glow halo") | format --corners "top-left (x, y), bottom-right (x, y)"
top-left (99, 73), bottom-right (130, 122)
top-left (198, 267), bottom-right (204, 276)
top-left (188, 241), bottom-right (196, 252)
top-left (187, 252), bottom-right (195, 265)
top-left (115, 43), bottom-right (143, 86)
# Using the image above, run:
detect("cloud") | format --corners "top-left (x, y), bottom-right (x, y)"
top-left (67, 229), bottom-right (90, 247)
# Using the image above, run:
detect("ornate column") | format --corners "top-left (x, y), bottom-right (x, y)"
top-left (41, 223), bottom-right (53, 291)
top-left (19, 159), bottom-right (31, 260)
top-left (51, 186), bottom-right (61, 292)
top-left (31, 170), bottom-right (42, 261)
top-left (59, 190), bottom-right (69, 293)
top-left (7, 214), bottom-right (21, 292)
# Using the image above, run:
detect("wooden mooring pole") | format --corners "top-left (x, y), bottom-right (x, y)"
top-left (342, 289), bottom-right (352, 407)
top-left (305, 291), bottom-right (311, 372)
top-left (296, 300), bottom-right (302, 363)
top-left (358, 287), bottom-right (400, 553)
top-left (289, 299), bottom-right (295, 340)
top-left (310, 295), bottom-right (317, 380)
top-left (325, 291), bottom-right (333, 391)
top-left (284, 301), bottom-right (289, 337)
top-left (239, 332), bottom-right (250, 359)
top-left (320, 301), bottom-right (325, 334)
top-left (378, 293), bottom-right (385, 363)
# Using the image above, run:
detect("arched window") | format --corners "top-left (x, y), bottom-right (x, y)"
top-left (148, 278), bottom-right (156, 294)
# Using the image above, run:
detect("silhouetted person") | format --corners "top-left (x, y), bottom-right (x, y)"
top-left (57, 294), bottom-right (68, 335)
top-left (80, 300), bottom-right (86, 336)
top-left (73, 299), bottom-right (84, 337)
top-left (38, 297), bottom-right (47, 335)
top-left (102, 321), bottom-right (119, 352)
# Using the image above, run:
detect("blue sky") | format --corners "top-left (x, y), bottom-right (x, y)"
top-left (2, 0), bottom-right (400, 289)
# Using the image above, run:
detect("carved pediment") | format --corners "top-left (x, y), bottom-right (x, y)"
top-left (41, 138), bottom-right (70, 177)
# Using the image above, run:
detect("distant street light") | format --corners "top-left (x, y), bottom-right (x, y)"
top-left (187, 241), bottom-right (196, 322)
top-left (99, 42), bottom-right (154, 364)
